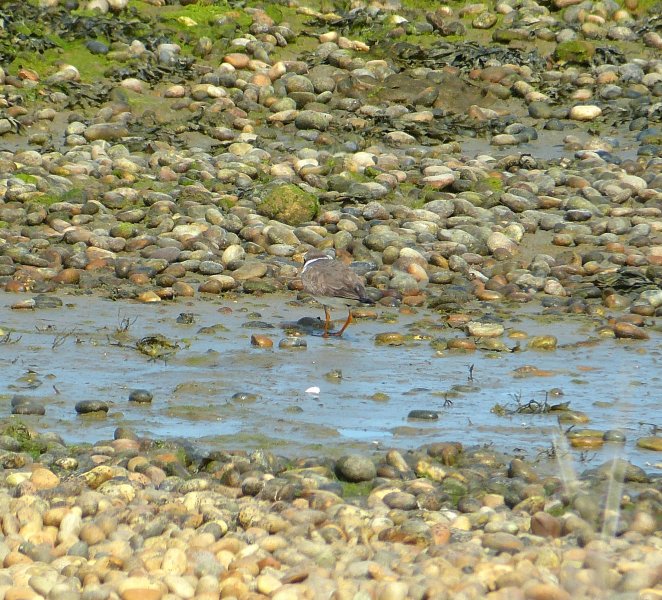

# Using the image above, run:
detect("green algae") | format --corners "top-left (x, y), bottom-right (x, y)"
top-left (2, 420), bottom-right (45, 459)
top-left (10, 37), bottom-right (115, 83)
top-left (257, 184), bottom-right (319, 226)
top-left (14, 173), bottom-right (39, 185)
top-left (340, 481), bottom-right (373, 498)
top-left (554, 40), bottom-right (596, 65)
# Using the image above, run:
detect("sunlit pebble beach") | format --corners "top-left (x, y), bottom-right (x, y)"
top-left (0, 0), bottom-right (661, 597)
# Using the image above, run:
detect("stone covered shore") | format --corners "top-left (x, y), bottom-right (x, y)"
top-left (1, 0), bottom-right (661, 598)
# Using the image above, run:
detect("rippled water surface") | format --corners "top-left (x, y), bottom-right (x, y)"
top-left (1, 291), bottom-right (660, 473)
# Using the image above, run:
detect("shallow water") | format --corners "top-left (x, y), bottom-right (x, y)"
top-left (1, 291), bottom-right (660, 473)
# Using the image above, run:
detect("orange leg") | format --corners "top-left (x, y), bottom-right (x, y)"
top-left (330, 309), bottom-right (353, 337)
top-left (322, 306), bottom-right (332, 337)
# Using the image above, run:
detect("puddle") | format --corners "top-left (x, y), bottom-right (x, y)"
top-left (459, 128), bottom-right (641, 162)
top-left (0, 291), bottom-right (660, 473)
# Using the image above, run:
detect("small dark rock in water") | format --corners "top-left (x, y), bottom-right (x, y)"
top-left (114, 427), bottom-right (138, 440)
top-left (11, 394), bottom-right (32, 407)
top-left (296, 317), bottom-right (324, 330)
top-left (75, 400), bottom-right (109, 415)
top-left (10, 395), bottom-right (45, 415)
top-left (231, 392), bottom-right (260, 403)
top-left (33, 294), bottom-right (63, 309)
top-left (12, 402), bottom-right (46, 416)
top-left (335, 454), bottom-right (377, 483)
top-left (604, 429), bottom-right (626, 443)
top-left (375, 332), bottom-right (406, 346)
top-left (278, 337), bottom-right (307, 349)
top-left (324, 369), bottom-right (343, 382)
top-left (129, 389), bottom-right (153, 404)
top-left (176, 312), bottom-right (196, 324)
top-left (408, 409), bottom-right (439, 420)
top-left (242, 321), bottom-right (274, 329)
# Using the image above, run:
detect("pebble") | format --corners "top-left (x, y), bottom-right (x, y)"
top-left (527, 335), bottom-right (558, 350)
top-left (74, 400), bottom-right (109, 415)
top-left (128, 389), bottom-right (153, 403)
top-left (335, 454), bottom-right (377, 482)
top-left (569, 105), bottom-right (603, 121)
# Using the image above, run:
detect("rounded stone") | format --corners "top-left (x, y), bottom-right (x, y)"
top-left (129, 389), bottom-right (153, 404)
top-left (375, 332), bottom-right (405, 346)
top-left (382, 491), bottom-right (418, 510)
top-left (278, 337), bottom-right (307, 350)
top-left (407, 410), bottom-right (439, 420)
top-left (603, 429), bottom-right (626, 443)
top-left (30, 467), bottom-right (60, 490)
top-left (12, 402), bottom-right (46, 415)
top-left (637, 437), bottom-right (662, 451)
top-left (527, 335), bottom-right (558, 350)
top-left (569, 105), bottom-right (602, 121)
top-left (75, 400), bottom-right (109, 415)
top-left (531, 512), bottom-right (562, 538)
top-left (335, 454), bottom-right (377, 483)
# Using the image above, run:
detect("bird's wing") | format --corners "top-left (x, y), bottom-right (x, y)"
top-left (304, 261), bottom-right (369, 301)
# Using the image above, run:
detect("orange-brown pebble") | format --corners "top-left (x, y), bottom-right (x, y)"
top-left (616, 314), bottom-right (645, 326)
top-left (512, 366), bottom-right (556, 377)
top-left (11, 299), bottom-right (35, 309)
top-left (447, 338), bottom-right (476, 351)
top-left (604, 242), bottom-right (625, 253)
top-left (475, 288), bottom-right (504, 301)
top-left (30, 467), bottom-right (60, 490)
top-left (199, 279), bottom-right (223, 294)
top-left (251, 334), bottom-right (273, 348)
top-left (431, 523), bottom-right (451, 545)
top-left (223, 53), bottom-right (250, 68)
top-left (137, 291), bottom-right (161, 303)
top-left (5, 280), bottom-right (28, 293)
top-left (112, 438), bottom-right (141, 452)
top-left (613, 322), bottom-right (649, 340)
top-left (53, 268), bottom-right (81, 284)
top-left (129, 272), bottom-right (151, 285)
top-left (446, 314), bottom-right (472, 328)
top-left (353, 307), bottom-right (378, 319)
top-left (4, 551), bottom-right (33, 568)
top-left (120, 590), bottom-right (163, 600)
top-left (251, 73), bottom-right (272, 87)
top-left (85, 258), bottom-right (110, 271)
top-left (524, 582), bottom-right (571, 600)
top-left (531, 512), bottom-right (562, 538)
top-left (172, 281), bottom-right (195, 297)
top-left (429, 254), bottom-right (449, 268)
top-left (4, 587), bottom-right (42, 600)
top-left (402, 294), bottom-right (426, 307)
top-left (569, 436), bottom-right (604, 449)
top-left (154, 287), bottom-right (175, 300)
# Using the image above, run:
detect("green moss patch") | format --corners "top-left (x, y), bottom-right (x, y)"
top-left (256, 184), bottom-right (319, 226)
top-left (554, 40), bottom-right (596, 65)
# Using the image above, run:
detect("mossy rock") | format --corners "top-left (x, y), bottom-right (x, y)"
top-left (554, 41), bottom-right (595, 65)
top-left (256, 184), bottom-right (319, 226)
top-left (177, 185), bottom-right (215, 204)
